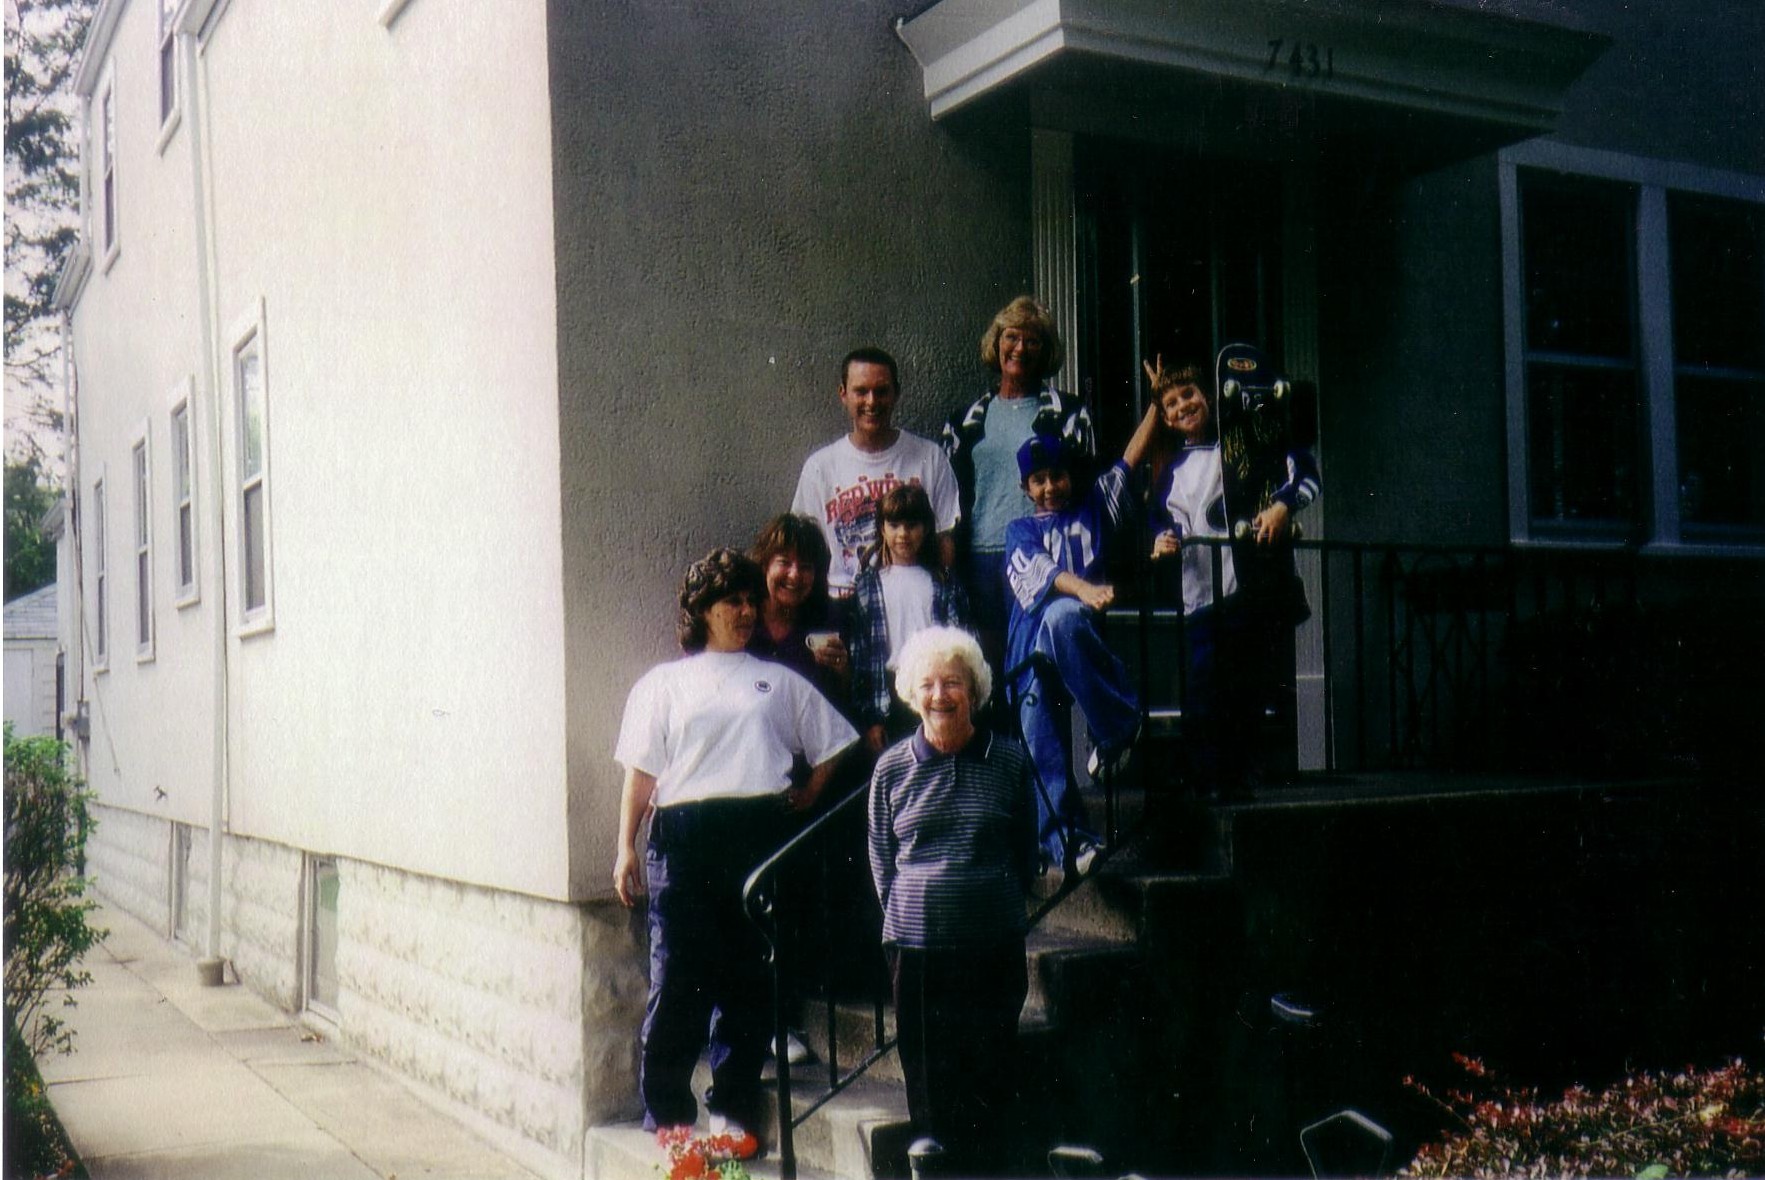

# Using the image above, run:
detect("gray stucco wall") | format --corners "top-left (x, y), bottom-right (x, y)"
top-left (1551, 0), bottom-right (1765, 177)
top-left (1313, 0), bottom-right (1762, 545)
top-left (546, 2), bottom-right (1029, 897)
top-left (1318, 155), bottom-right (1507, 545)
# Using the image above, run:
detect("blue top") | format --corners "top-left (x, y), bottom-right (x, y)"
top-left (1002, 460), bottom-right (1134, 680)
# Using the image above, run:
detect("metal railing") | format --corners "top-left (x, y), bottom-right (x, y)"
top-left (741, 782), bottom-right (889, 1180)
top-left (740, 537), bottom-right (1762, 1177)
top-left (1123, 535), bottom-right (1763, 776)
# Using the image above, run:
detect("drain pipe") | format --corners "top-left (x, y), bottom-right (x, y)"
top-left (178, 17), bottom-right (230, 988)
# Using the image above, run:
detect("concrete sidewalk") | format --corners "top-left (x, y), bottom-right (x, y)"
top-left (36, 902), bottom-right (544, 1180)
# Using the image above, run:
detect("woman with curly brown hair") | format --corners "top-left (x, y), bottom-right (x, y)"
top-left (613, 548), bottom-right (858, 1148)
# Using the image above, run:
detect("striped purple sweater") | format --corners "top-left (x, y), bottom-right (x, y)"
top-left (867, 729), bottom-right (1037, 949)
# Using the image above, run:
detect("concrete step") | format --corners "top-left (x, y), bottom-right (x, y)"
top-left (795, 923), bottom-right (1133, 1079)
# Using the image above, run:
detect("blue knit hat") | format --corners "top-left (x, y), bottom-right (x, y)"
top-left (1017, 434), bottom-right (1069, 480)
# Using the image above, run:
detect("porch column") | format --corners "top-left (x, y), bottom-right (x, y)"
top-left (1283, 168), bottom-right (1328, 771)
top-left (1032, 129), bottom-right (1081, 392)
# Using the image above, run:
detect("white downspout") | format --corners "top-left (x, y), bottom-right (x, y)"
top-left (180, 20), bottom-right (229, 987)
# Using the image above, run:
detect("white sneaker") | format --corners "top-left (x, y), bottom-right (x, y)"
top-left (706, 1114), bottom-right (761, 1159)
top-left (1072, 839), bottom-right (1102, 877)
top-left (1086, 723), bottom-right (1140, 780)
top-left (786, 1030), bottom-right (815, 1066)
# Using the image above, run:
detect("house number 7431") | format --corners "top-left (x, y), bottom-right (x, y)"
top-left (1265, 39), bottom-right (1333, 79)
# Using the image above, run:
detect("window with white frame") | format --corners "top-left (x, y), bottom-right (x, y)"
top-left (97, 71), bottom-right (118, 264)
top-left (157, 0), bottom-right (180, 134)
top-left (170, 395), bottom-right (198, 603)
top-left (92, 476), bottom-right (109, 669)
top-left (132, 433), bottom-right (154, 658)
top-left (233, 316), bottom-right (272, 626)
top-left (1503, 144), bottom-right (1765, 548)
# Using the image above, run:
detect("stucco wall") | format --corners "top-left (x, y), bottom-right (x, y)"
top-left (1317, 155), bottom-right (1507, 545)
top-left (546, 1), bottom-right (1031, 896)
top-left (66, 0), bottom-right (218, 833)
top-left (1550, 0), bottom-right (1765, 177)
top-left (164, 2), bottom-right (569, 898)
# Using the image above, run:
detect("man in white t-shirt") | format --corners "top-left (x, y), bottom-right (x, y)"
top-left (792, 348), bottom-right (960, 599)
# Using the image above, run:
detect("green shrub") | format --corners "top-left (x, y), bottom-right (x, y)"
top-left (4, 727), bottom-right (106, 1059)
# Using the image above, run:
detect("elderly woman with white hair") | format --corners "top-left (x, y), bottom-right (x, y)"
top-left (867, 625), bottom-right (1037, 1173)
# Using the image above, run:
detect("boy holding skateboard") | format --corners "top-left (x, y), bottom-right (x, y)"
top-left (1146, 350), bottom-right (1319, 800)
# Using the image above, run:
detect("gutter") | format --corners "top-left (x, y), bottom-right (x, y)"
top-left (173, 6), bottom-right (231, 988)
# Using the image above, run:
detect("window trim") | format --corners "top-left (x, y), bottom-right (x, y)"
top-left (170, 379), bottom-right (200, 608)
top-left (230, 301), bottom-right (275, 637)
top-left (301, 854), bottom-right (341, 1023)
top-left (95, 64), bottom-right (120, 272)
top-left (1500, 140), bottom-right (1765, 553)
top-left (132, 424), bottom-right (155, 662)
top-left (155, 0), bottom-right (182, 151)
top-left (91, 468), bottom-right (110, 673)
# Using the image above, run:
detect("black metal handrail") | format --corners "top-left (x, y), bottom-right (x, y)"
top-left (741, 536), bottom-right (1762, 1178)
top-left (741, 781), bottom-right (888, 1180)
top-left (741, 677), bottom-right (1111, 1179)
top-left (1123, 534), bottom-right (1764, 776)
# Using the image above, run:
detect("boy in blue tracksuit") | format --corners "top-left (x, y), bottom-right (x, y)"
top-left (1005, 403), bottom-right (1160, 872)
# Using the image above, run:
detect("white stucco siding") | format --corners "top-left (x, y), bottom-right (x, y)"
top-left (66, 0), bottom-right (218, 832)
top-left (190, 3), bottom-right (569, 899)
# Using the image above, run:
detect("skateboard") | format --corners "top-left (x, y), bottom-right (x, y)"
top-left (1213, 342), bottom-right (1296, 542)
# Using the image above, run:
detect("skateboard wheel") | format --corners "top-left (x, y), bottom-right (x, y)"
top-left (1273, 379), bottom-right (1290, 401)
top-left (1233, 520), bottom-right (1254, 540)
top-left (1222, 379), bottom-right (1241, 403)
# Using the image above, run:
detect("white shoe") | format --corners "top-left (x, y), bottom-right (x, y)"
top-left (786, 1030), bottom-right (815, 1066)
top-left (1072, 839), bottom-right (1102, 877)
top-left (1086, 724), bottom-right (1140, 780)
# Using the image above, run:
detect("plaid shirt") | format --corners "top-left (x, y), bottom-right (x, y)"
top-left (845, 564), bottom-right (971, 726)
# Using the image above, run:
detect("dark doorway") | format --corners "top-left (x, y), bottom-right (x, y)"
top-left (1076, 139), bottom-right (1286, 452)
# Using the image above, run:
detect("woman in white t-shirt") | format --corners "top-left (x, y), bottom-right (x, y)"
top-left (846, 484), bottom-right (972, 753)
top-left (613, 548), bottom-right (858, 1147)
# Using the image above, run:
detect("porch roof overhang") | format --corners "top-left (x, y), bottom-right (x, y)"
top-left (897, 0), bottom-right (1608, 148)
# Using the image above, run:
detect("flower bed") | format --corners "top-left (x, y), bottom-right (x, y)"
top-left (1402, 1054), bottom-right (1764, 1178)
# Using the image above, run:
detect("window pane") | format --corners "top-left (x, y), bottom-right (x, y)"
top-left (311, 861), bottom-right (339, 1010)
top-left (171, 408), bottom-right (190, 499)
top-left (133, 444), bottom-right (148, 545)
top-left (178, 505), bottom-right (194, 587)
top-left (237, 341), bottom-right (264, 479)
top-left (160, 39), bottom-right (175, 124)
top-left (243, 483), bottom-right (265, 612)
top-left (1522, 174), bottom-right (1635, 358)
top-left (1671, 194), bottom-right (1764, 372)
top-left (137, 550), bottom-right (150, 644)
top-left (1527, 363), bottom-right (1639, 528)
top-left (1677, 375), bottom-right (1765, 535)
